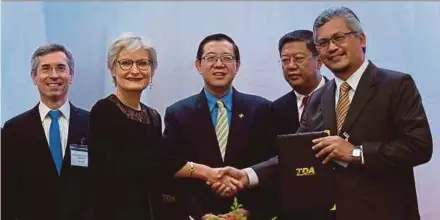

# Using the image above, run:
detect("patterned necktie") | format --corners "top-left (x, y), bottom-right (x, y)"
top-left (215, 100), bottom-right (229, 160)
top-left (300, 96), bottom-right (309, 121)
top-left (48, 110), bottom-right (63, 175)
top-left (336, 82), bottom-right (351, 134)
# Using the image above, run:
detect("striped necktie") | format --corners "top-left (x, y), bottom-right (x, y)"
top-left (336, 82), bottom-right (351, 134)
top-left (215, 100), bottom-right (229, 160)
top-left (300, 96), bottom-right (309, 121)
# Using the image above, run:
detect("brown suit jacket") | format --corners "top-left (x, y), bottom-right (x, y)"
top-left (253, 62), bottom-right (432, 220)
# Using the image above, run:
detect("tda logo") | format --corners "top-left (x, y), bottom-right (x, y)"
top-left (295, 167), bottom-right (315, 176)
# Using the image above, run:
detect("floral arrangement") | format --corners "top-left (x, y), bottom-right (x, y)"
top-left (203, 198), bottom-right (278, 220)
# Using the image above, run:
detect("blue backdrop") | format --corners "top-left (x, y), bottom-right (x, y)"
top-left (1, 2), bottom-right (439, 219)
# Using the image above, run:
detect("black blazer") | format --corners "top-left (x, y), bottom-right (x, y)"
top-left (253, 62), bottom-right (432, 220)
top-left (163, 88), bottom-right (277, 219)
top-left (1, 103), bottom-right (90, 220)
top-left (272, 76), bottom-right (329, 135)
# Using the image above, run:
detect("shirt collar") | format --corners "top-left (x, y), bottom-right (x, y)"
top-left (204, 88), bottom-right (233, 112)
top-left (335, 58), bottom-right (369, 92)
top-left (294, 75), bottom-right (326, 102)
top-left (39, 100), bottom-right (70, 122)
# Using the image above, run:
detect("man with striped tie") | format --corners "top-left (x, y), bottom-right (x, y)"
top-left (1, 44), bottom-right (90, 220)
top-left (211, 30), bottom-right (331, 220)
top-left (163, 33), bottom-right (278, 220)
top-left (269, 29), bottom-right (330, 219)
top-left (272, 29), bottom-right (328, 135)
top-left (217, 6), bottom-right (432, 220)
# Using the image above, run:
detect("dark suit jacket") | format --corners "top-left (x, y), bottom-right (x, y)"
top-left (163, 88), bottom-right (277, 220)
top-left (272, 76), bottom-right (329, 135)
top-left (253, 62), bottom-right (432, 220)
top-left (271, 76), bottom-right (330, 219)
top-left (1, 103), bottom-right (90, 220)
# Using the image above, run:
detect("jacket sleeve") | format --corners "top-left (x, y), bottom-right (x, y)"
top-left (162, 107), bottom-right (206, 219)
top-left (1, 123), bottom-right (19, 220)
top-left (362, 74), bottom-right (433, 170)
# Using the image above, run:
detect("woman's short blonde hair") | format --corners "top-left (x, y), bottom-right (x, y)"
top-left (107, 32), bottom-right (158, 84)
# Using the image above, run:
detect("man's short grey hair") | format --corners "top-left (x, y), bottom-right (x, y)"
top-left (107, 32), bottom-right (158, 77)
top-left (31, 43), bottom-right (74, 75)
top-left (313, 7), bottom-right (364, 42)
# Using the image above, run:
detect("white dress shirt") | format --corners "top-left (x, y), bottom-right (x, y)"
top-left (294, 75), bottom-right (326, 120)
top-left (39, 100), bottom-right (70, 158)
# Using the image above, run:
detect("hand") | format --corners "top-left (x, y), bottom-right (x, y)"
top-left (208, 166), bottom-right (249, 197)
top-left (312, 135), bottom-right (355, 164)
top-left (209, 175), bottom-right (242, 197)
top-left (202, 166), bottom-right (243, 197)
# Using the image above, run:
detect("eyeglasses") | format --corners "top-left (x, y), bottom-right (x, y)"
top-left (201, 54), bottom-right (236, 64)
top-left (39, 64), bottom-right (68, 74)
top-left (279, 56), bottom-right (312, 66)
top-left (117, 59), bottom-right (153, 71)
top-left (315, 31), bottom-right (358, 50)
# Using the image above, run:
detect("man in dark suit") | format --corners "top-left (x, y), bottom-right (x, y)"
top-left (269, 30), bottom-right (331, 219)
top-left (1, 44), bottom-right (90, 220)
top-left (273, 29), bottom-right (327, 135)
top-left (218, 7), bottom-right (433, 220)
top-left (163, 33), bottom-right (277, 220)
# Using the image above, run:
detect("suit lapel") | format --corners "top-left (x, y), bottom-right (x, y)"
top-left (224, 89), bottom-right (247, 163)
top-left (321, 80), bottom-right (338, 135)
top-left (194, 91), bottom-right (224, 165)
top-left (341, 62), bottom-right (378, 134)
top-left (62, 103), bottom-right (79, 175)
top-left (30, 105), bottom-right (50, 147)
top-left (288, 91), bottom-right (300, 124)
top-left (66, 103), bottom-right (77, 146)
top-left (29, 104), bottom-right (61, 177)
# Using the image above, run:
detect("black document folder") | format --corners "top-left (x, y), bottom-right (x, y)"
top-left (277, 131), bottom-right (335, 212)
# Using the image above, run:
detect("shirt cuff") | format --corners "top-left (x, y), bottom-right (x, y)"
top-left (360, 145), bottom-right (365, 164)
top-left (243, 168), bottom-right (259, 187)
top-left (334, 160), bottom-right (349, 167)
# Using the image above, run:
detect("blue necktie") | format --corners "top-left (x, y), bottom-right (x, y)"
top-left (48, 110), bottom-right (63, 175)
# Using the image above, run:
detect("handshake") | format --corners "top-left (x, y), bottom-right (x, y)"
top-left (203, 166), bottom-right (250, 198)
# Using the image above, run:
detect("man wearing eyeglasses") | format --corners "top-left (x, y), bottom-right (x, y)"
top-left (163, 33), bottom-right (277, 220)
top-left (308, 7), bottom-right (431, 220)
top-left (214, 30), bottom-right (331, 220)
top-left (261, 29), bottom-right (330, 219)
top-left (273, 30), bottom-right (328, 135)
top-left (217, 6), bottom-right (432, 220)
top-left (2, 44), bottom-right (90, 220)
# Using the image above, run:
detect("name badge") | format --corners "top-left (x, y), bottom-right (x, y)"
top-left (70, 144), bottom-right (88, 167)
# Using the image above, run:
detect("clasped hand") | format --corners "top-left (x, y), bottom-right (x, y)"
top-left (205, 166), bottom-right (249, 197)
